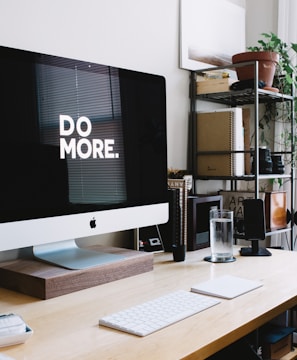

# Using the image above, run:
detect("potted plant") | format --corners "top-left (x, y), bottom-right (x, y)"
top-left (232, 49), bottom-right (279, 89)
top-left (233, 32), bottom-right (297, 94)
top-left (238, 33), bottom-right (297, 173)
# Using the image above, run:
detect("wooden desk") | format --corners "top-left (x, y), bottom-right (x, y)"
top-left (1, 246), bottom-right (297, 360)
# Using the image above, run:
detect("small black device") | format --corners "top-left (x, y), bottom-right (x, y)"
top-left (240, 199), bottom-right (271, 256)
top-left (138, 225), bottom-right (164, 252)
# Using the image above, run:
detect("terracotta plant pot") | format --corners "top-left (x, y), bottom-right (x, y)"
top-left (232, 51), bottom-right (279, 88)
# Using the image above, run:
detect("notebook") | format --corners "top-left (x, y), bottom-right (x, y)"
top-left (191, 275), bottom-right (263, 299)
top-left (196, 108), bottom-right (245, 177)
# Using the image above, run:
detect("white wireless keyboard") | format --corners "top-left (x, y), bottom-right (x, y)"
top-left (99, 290), bottom-right (220, 336)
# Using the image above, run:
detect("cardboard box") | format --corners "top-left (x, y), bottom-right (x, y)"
top-left (261, 326), bottom-right (295, 360)
top-left (196, 78), bottom-right (235, 94)
top-left (266, 334), bottom-right (292, 359)
top-left (265, 191), bottom-right (287, 231)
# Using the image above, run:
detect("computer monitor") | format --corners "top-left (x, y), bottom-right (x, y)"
top-left (0, 45), bottom-right (169, 269)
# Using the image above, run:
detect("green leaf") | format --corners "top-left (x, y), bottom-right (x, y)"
top-left (285, 73), bottom-right (293, 84)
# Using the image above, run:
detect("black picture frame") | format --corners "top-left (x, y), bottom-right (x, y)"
top-left (187, 195), bottom-right (222, 251)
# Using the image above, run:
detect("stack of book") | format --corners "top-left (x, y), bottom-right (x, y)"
top-left (196, 77), bottom-right (235, 94)
top-left (196, 71), bottom-right (236, 94)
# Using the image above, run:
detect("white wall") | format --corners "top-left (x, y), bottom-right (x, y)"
top-left (246, 0), bottom-right (278, 46)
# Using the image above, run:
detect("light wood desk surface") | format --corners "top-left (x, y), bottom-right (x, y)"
top-left (1, 246), bottom-right (297, 360)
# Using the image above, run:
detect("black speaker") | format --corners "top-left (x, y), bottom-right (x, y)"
top-left (252, 148), bottom-right (273, 174)
top-left (271, 154), bottom-right (285, 174)
top-left (158, 188), bottom-right (181, 252)
top-left (240, 198), bottom-right (271, 256)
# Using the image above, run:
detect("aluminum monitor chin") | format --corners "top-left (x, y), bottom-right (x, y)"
top-left (0, 45), bottom-right (168, 269)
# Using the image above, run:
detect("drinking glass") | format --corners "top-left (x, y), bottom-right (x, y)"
top-left (205, 209), bottom-right (235, 263)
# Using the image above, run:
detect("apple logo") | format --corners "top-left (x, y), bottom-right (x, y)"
top-left (90, 217), bottom-right (96, 229)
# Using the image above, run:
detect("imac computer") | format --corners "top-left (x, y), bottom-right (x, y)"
top-left (0, 45), bottom-right (169, 269)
